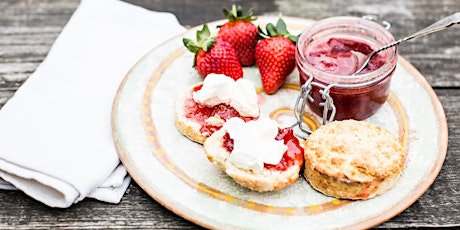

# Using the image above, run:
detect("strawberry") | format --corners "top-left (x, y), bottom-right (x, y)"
top-left (255, 18), bottom-right (298, 94)
top-left (183, 24), bottom-right (243, 80)
top-left (217, 5), bottom-right (258, 66)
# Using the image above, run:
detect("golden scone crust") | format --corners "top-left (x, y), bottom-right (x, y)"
top-left (303, 119), bottom-right (405, 200)
top-left (204, 128), bottom-right (301, 192)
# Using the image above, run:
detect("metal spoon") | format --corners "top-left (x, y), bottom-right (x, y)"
top-left (353, 12), bottom-right (460, 75)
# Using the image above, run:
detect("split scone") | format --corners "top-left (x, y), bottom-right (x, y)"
top-left (303, 120), bottom-right (405, 200)
top-left (204, 117), bottom-right (304, 192)
top-left (175, 74), bottom-right (260, 144)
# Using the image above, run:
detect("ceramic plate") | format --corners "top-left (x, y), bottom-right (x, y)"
top-left (112, 17), bottom-right (447, 229)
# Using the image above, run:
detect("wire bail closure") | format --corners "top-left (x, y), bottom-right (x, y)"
top-left (293, 74), bottom-right (337, 138)
top-left (362, 15), bottom-right (391, 30)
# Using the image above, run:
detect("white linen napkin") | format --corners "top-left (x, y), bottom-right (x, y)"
top-left (0, 0), bottom-right (186, 208)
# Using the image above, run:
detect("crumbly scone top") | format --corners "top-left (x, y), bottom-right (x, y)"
top-left (304, 120), bottom-right (405, 183)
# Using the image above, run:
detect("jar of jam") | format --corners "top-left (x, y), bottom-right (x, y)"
top-left (296, 16), bottom-right (397, 121)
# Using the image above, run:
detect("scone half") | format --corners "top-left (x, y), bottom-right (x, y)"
top-left (204, 119), bottom-right (304, 192)
top-left (303, 120), bottom-right (405, 200)
top-left (175, 74), bottom-right (260, 144)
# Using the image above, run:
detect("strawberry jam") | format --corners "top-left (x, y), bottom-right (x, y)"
top-left (223, 128), bottom-right (304, 172)
top-left (296, 16), bottom-right (397, 120)
top-left (184, 84), bottom-right (257, 135)
top-left (306, 38), bottom-right (387, 76)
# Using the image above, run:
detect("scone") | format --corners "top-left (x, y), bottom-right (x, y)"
top-left (204, 117), bottom-right (304, 192)
top-left (175, 74), bottom-right (260, 144)
top-left (303, 119), bottom-right (405, 200)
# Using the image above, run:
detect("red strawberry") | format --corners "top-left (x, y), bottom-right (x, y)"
top-left (183, 24), bottom-right (243, 80)
top-left (217, 5), bottom-right (258, 66)
top-left (255, 18), bottom-right (298, 94)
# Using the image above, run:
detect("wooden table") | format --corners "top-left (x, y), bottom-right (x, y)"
top-left (1, 0), bottom-right (459, 229)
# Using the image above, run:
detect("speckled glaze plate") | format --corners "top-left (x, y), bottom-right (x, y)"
top-left (112, 17), bottom-right (447, 229)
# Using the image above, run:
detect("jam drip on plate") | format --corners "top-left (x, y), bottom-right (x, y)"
top-left (223, 128), bottom-right (304, 172)
top-left (184, 84), bottom-right (257, 135)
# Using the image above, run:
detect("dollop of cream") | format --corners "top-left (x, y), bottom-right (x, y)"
top-left (223, 117), bottom-right (287, 172)
top-left (192, 74), bottom-right (259, 117)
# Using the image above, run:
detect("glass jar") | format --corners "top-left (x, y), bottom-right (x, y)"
top-left (296, 16), bottom-right (397, 121)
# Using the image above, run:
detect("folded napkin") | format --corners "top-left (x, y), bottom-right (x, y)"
top-left (0, 0), bottom-right (186, 208)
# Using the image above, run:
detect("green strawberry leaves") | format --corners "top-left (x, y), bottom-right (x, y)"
top-left (258, 18), bottom-right (298, 43)
top-left (183, 24), bottom-right (217, 66)
top-left (183, 38), bottom-right (198, 53)
top-left (183, 24), bottom-right (216, 53)
top-left (223, 5), bottom-right (256, 23)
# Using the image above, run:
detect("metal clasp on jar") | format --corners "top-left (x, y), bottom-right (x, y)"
top-left (362, 15), bottom-right (392, 30)
top-left (293, 75), bottom-right (337, 138)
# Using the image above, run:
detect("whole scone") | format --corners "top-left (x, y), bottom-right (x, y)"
top-left (303, 120), bottom-right (405, 200)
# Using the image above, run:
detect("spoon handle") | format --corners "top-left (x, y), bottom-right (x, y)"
top-left (376, 12), bottom-right (460, 53)
top-left (354, 12), bottom-right (460, 75)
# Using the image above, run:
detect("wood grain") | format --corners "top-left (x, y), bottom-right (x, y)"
top-left (0, 0), bottom-right (459, 228)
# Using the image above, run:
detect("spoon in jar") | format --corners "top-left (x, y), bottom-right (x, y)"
top-left (352, 12), bottom-right (460, 75)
